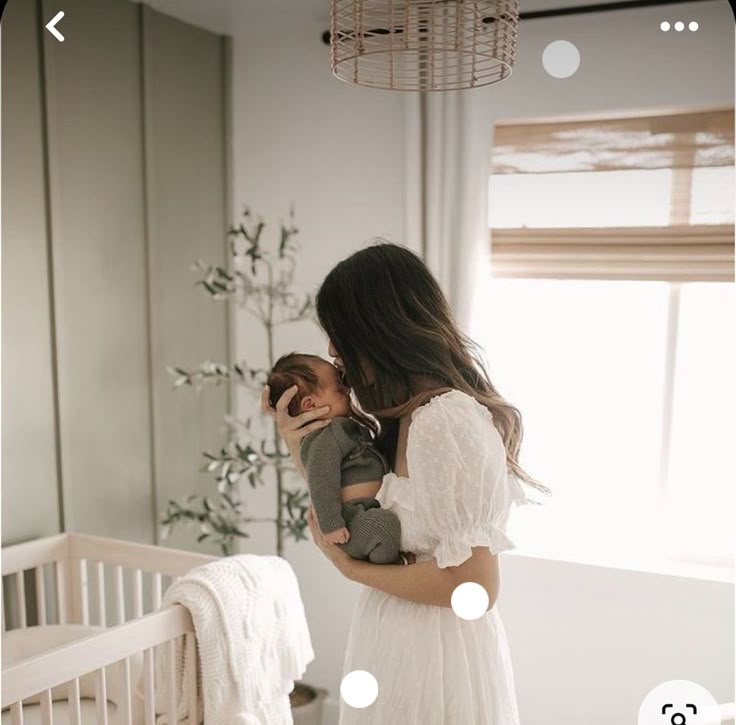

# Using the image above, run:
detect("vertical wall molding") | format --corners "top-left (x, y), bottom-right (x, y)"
top-left (223, 37), bottom-right (236, 425)
top-left (36, 0), bottom-right (66, 533)
top-left (139, 4), bottom-right (160, 545)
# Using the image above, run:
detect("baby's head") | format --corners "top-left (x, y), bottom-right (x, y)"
top-left (267, 352), bottom-right (351, 419)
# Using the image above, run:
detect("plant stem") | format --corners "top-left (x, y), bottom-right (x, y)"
top-left (266, 260), bottom-right (285, 558)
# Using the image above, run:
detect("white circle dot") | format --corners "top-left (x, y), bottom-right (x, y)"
top-left (660, 21), bottom-right (670, 31)
top-left (542, 40), bottom-right (581, 79)
top-left (451, 582), bottom-right (490, 620)
top-left (674, 21), bottom-right (684, 31)
top-left (340, 670), bottom-right (378, 709)
top-left (689, 21), bottom-right (698, 31)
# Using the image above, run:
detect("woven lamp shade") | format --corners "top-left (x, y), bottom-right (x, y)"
top-left (330, 0), bottom-right (519, 91)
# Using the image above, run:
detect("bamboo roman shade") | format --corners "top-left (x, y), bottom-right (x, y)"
top-left (491, 108), bottom-right (734, 174)
top-left (489, 107), bottom-right (735, 282)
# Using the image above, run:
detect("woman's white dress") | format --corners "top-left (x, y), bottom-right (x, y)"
top-left (338, 389), bottom-right (529, 725)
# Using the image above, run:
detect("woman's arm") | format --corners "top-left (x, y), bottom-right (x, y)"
top-left (340, 547), bottom-right (500, 611)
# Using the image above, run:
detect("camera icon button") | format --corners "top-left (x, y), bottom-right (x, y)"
top-left (639, 680), bottom-right (720, 725)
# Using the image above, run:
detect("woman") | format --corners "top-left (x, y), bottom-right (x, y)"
top-left (262, 242), bottom-right (546, 724)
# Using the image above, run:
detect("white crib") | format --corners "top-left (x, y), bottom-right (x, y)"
top-left (1, 532), bottom-right (218, 725)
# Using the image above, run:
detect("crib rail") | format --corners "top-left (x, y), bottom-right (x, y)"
top-left (2, 532), bottom-right (217, 578)
top-left (2, 532), bottom-right (217, 631)
top-left (66, 532), bottom-right (217, 577)
top-left (2, 605), bottom-right (197, 723)
top-left (0, 534), bottom-right (69, 575)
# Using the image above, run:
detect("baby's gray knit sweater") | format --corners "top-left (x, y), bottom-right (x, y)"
top-left (300, 416), bottom-right (389, 534)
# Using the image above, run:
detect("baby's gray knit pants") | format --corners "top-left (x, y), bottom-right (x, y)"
top-left (336, 497), bottom-right (403, 565)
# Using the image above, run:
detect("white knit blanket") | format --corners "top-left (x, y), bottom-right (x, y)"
top-left (150, 554), bottom-right (315, 724)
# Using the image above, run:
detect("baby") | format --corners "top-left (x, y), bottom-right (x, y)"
top-left (267, 352), bottom-right (414, 565)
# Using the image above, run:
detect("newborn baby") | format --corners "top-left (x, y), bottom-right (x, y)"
top-left (267, 352), bottom-right (414, 565)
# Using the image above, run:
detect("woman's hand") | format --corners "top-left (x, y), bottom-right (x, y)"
top-left (261, 384), bottom-right (330, 447)
top-left (307, 506), bottom-right (353, 575)
top-left (261, 385), bottom-right (331, 480)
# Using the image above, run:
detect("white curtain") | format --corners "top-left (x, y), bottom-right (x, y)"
top-left (404, 90), bottom-right (493, 329)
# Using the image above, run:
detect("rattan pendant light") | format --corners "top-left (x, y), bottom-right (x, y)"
top-left (330, 0), bottom-right (519, 91)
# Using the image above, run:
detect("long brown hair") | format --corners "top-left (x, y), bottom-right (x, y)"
top-left (316, 241), bottom-right (549, 496)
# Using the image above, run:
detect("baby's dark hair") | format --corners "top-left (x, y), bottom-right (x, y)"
top-left (267, 352), bottom-right (379, 440)
top-left (267, 353), bottom-right (324, 417)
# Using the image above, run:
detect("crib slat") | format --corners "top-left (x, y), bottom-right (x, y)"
top-left (143, 647), bottom-right (155, 725)
top-left (96, 561), bottom-right (107, 626)
top-left (152, 572), bottom-right (162, 611)
top-left (96, 666), bottom-right (109, 725)
top-left (9, 701), bottom-right (23, 725)
top-left (133, 568), bottom-right (144, 618)
top-left (186, 632), bottom-right (197, 723)
top-left (78, 559), bottom-right (90, 625)
top-left (68, 677), bottom-right (82, 725)
top-left (15, 570), bottom-right (27, 628)
top-left (55, 559), bottom-right (67, 624)
top-left (167, 638), bottom-right (177, 722)
top-left (40, 689), bottom-right (53, 724)
top-left (35, 565), bottom-right (47, 625)
top-left (121, 656), bottom-right (133, 725)
top-left (1, 575), bottom-right (6, 632)
top-left (114, 565), bottom-right (125, 624)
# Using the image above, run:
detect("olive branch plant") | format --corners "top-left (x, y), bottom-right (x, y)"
top-left (160, 206), bottom-right (315, 557)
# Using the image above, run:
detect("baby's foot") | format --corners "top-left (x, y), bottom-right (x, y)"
top-left (399, 551), bottom-right (417, 565)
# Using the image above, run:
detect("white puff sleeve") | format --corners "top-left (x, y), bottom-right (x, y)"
top-left (406, 390), bottom-right (529, 568)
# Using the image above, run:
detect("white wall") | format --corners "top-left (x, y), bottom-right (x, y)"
top-left (502, 555), bottom-right (733, 724)
top-left (227, 2), bottom-right (735, 723)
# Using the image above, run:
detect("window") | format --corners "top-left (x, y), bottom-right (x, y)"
top-left (488, 166), bottom-right (734, 229)
top-left (475, 108), bottom-right (735, 577)
top-left (470, 279), bottom-right (735, 573)
top-left (488, 168), bottom-right (675, 228)
top-left (488, 107), bottom-right (734, 282)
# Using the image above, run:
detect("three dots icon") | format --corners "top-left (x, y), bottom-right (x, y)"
top-left (660, 21), bottom-right (699, 31)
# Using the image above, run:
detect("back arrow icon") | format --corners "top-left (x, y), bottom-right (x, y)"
top-left (46, 11), bottom-right (65, 42)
